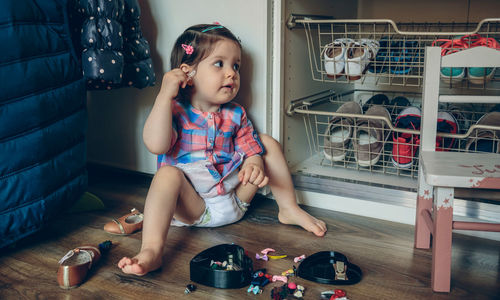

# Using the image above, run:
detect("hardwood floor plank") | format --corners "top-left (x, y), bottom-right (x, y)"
top-left (0, 169), bottom-right (499, 299)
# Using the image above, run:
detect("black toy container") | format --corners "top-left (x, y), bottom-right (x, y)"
top-left (190, 244), bottom-right (253, 289)
top-left (297, 251), bottom-right (362, 285)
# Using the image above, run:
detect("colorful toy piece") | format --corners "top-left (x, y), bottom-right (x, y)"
top-left (268, 254), bottom-right (287, 260)
top-left (281, 268), bottom-right (295, 276)
top-left (293, 284), bottom-right (305, 298)
top-left (294, 254), bottom-right (306, 263)
top-left (272, 275), bottom-right (288, 283)
top-left (256, 253), bottom-right (268, 261)
top-left (260, 248), bottom-right (275, 255)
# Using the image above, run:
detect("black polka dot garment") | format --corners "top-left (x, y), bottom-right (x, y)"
top-left (73, 0), bottom-right (155, 90)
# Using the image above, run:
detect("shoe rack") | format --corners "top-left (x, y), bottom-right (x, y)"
top-left (286, 17), bottom-right (500, 89)
top-left (281, 0), bottom-right (500, 227)
top-left (285, 17), bottom-right (500, 191)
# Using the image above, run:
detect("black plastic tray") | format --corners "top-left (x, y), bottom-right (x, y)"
top-left (297, 251), bottom-right (362, 285)
top-left (190, 244), bottom-right (253, 289)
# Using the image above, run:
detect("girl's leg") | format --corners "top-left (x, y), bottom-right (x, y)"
top-left (118, 165), bottom-right (205, 275)
top-left (259, 134), bottom-right (327, 236)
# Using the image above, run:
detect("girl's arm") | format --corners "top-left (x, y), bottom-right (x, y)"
top-left (143, 70), bottom-right (189, 154)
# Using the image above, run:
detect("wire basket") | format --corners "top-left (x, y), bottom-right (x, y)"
top-left (287, 89), bottom-right (500, 180)
top-left (288, 17), bottom-right (500, 89)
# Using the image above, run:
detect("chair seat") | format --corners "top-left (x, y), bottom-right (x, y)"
top-left (421, 151), bottom-right (500, 189)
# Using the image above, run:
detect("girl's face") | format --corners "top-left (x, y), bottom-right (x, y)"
top-left (189, 38), bottom-right (241, 112)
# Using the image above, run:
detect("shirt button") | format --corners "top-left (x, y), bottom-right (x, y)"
top-left (208, 114), bottom-right (213, 119)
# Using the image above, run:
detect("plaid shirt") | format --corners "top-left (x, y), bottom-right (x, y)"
top-left (158, 100), bottom-right (264, 194)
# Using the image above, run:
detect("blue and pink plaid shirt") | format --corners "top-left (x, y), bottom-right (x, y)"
top-left (158, 100), bottom-right (264, 195)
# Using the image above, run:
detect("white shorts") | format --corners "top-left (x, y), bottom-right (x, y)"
top-left (170, 160), bottom-right (249, 227)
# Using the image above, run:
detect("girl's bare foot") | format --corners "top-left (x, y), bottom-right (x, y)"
top-left (278, 205), bottom-right (327, 236)
top-left (118, 248), bottom-right (163, 276)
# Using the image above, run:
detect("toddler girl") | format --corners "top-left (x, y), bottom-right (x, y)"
top-left (118, 24), bottom-right (326, 276)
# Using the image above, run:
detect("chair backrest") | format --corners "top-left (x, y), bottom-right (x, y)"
top-left (420, 46), bottom-right (500, 153)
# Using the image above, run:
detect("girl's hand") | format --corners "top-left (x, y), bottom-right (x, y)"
top-left (238, 163), bottom-right (269, 188)
top-left (160, 68), bottom-right (191, 100)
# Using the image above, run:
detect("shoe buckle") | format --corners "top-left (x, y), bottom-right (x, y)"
top-left (334, 260), bottom-right (347, 280)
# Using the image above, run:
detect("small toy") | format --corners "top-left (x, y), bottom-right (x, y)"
top-left (260, 248), bottom-right (275, 255)
top-left (293, 284), bottom-right (305, 298)
top-left (294, 254), bottom-right (306, 263)
top-left (272, 275), bottom-right (288, 283)
top-left (281, 268), bottom-right (295, 276)
top-left (321, 289), bottom-right (347, 300)
top-left (184, 284), bottom-right (196, 294)
top-left (256, 253), bottom-right (268, 261)
top-left (247, 285), bottom-right (262, 294)
top-left (287, 282), bottom-right (297, 291)
top-left (268, 254), bottom-right (287, 260)
top-left (250, 269), bottom-right (270, 287)
top-left (270, 283), bottom-right (289, 300)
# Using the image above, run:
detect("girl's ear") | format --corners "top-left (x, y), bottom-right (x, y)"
top-left (180, 63), bottom-right (192, 75)
top-left (180, 63), bottom-right (195, 86)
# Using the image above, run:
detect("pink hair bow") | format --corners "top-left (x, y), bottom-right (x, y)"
top-left (181, 44), bottom-right (194, 55)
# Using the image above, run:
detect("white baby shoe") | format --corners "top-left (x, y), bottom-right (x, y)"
top-left (323, 38), bottom-right (354, 78)
top-left (344, 39), bottom-right (379, 80)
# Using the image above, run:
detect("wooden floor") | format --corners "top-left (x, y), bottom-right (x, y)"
top-left (1, 167), bottom-right (500, 299)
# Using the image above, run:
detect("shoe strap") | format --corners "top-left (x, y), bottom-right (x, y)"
top-left (321, 38), bottom-right (354, 57)
top-left (58, 246), bottom-right (99, 269)
top-left (112, 218), bottom-right (126, 234)
top-left (433, 39), bottom-right (469, 56)
top-left (467, 35), bottom-right (500, 49)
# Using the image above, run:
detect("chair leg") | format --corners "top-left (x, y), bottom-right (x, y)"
top-left (415, 165), bottom-right (433, 249)
top-left (431, 187), bottom-right (454, 292)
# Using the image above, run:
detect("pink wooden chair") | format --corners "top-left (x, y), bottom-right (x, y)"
top-left (414, 45), bottom-right (500, 292)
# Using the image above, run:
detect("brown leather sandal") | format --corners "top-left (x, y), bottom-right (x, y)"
top-left (103, 208), bottom-right (144, 235)
top-left (57, 245), bottom-right (102, 289)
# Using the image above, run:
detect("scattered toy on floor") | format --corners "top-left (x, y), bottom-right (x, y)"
top-left (294, 254), bottom-right (306, 263)
top-left (256, 253), bottom-right (269, 261)
top-left (268, 254), bottom-right (287, 260)
top-left (184, 283), bottom-right (196, 294)
top-left (260, 248), bottom-right (275, 255)
top-left (321, 289), bottom-right (348, 300)
top-left (270, 282), bottom-right (305, 299)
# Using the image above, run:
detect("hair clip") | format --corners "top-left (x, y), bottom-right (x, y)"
top-left (181, 44), bottom-right (193, 55)
top-left (268, 254), bottom-right (287, 260)
top-left (187, 70), bottom-right (196, 78)
top-left (255, 253), bottom-right (268, 261)
top-left (260, 248), bottom-right (275, 255)
top-left (201, 25), bottom-right (224, 33)
top-left (271, 275), bottom-right (288, 283)
top-left (294, 254), bottom-right (306, 263)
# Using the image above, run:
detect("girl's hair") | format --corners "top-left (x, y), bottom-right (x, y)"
top-left (170, 24), bottom-right (241, 70)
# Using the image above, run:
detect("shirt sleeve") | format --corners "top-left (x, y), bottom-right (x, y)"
top-left (234, 105), bottom-right (265, 157)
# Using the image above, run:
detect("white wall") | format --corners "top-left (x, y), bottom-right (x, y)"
top-left (87, 0), bottom-right (271, 173)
